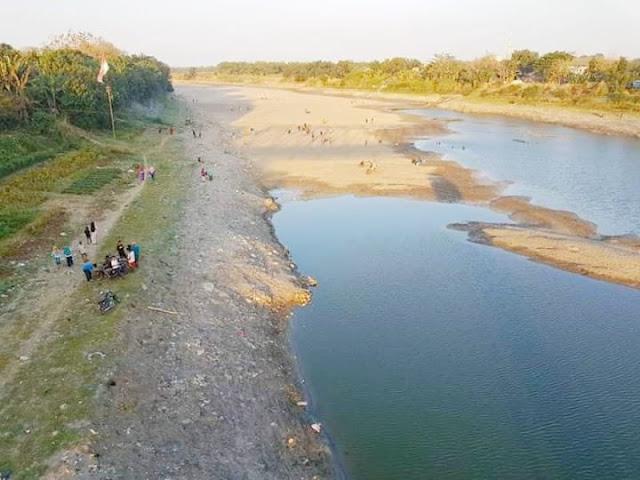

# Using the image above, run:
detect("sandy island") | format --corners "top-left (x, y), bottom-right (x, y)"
top-left (213, 83), bottom-right (640, 290)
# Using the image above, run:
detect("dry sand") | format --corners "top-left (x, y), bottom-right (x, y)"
top-left (232, 87), bottom-right (446, 198)
top-left (222, 84), bottom-right (640, 290)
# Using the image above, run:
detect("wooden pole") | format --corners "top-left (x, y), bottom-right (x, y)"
top-left (105, 84), bottom-right (116, 139)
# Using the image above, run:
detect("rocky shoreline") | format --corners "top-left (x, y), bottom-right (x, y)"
top-left (88, 86), bottom-right (333, 478)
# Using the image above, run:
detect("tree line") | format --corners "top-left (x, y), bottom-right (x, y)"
top-left (0, 33), bottom-right (173, 131)
top-left (178, 50), bottom-right (640, 109)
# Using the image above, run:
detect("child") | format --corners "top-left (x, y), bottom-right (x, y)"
top-left (52, 245), bottom-right (62, 266)
top-left (63, 245), bottom-right (73, 267)
top-left (78, 241), bottom-right (88, 262)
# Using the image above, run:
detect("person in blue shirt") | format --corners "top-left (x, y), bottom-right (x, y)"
top-left (131, 242), bottom-right (140, 263)
top-left (63, 245), bottom-right (73, 267)
top-left (82, 261), bottom-right (94, 281)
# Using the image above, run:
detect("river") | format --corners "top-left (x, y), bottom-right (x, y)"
top-left (411, 109), bottom-right (640, 236)
top-left (272, 112), bottom-right (640, 479)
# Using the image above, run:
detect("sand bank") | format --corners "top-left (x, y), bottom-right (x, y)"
top-left (177, 80), bottom-right (640, 139)
top-left (226, 84), bottom-right (640, 290)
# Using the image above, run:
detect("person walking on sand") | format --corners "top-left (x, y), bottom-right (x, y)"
top-left (52, 245), bottom-right (62, 266)
top-left (78, 241), bottom-right (88, 262)
top-left (63, 245), bottom-right (73, 267)
top-left (90, 222), bottom-right (98, 245)
top-left (82, 261), bottom-right (94, 281)
top-left (84, 225), bottom-right (92, 244)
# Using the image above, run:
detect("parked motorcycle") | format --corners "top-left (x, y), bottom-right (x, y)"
top-left (99, 290), bottom-right (119, 313)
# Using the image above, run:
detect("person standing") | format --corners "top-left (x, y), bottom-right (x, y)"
top-left (116, 240), bottom-right (126, 259)
top-left (78, 241), bottom-right (88, 262)
top-left (84, 226), bottom-right (92, 244)
top-left (90, 222), bottom-right (97, 245)
top-left (148, 166), bottom-right (156, 181)
top-left (127, 246), bottom-right (137, 269)
top-left (63, 245), bottom-right (73, 267)
top-left (52, 245), bottom-right (62, 266)
top-left (131, 242), bottom-right (140, 264)
top-left (82, 261), bottom-right (94, 281)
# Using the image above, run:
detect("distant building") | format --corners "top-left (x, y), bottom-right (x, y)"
top-left (568, 65), bottom-right (588, 75)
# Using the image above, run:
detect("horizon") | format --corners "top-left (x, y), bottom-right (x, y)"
top-left (4, 0), bottom-right (640, 67)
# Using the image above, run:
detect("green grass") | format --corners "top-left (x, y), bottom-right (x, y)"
top-left (0, 96), bottom-right (189, 479)
top-left (0, 132), bottom-right (75, 179)
top-left (62, 168), bottom-right (124, 195)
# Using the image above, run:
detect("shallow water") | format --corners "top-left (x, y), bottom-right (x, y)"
top-left (273, 195), bottom-right (640, 479)
top-left (411, 109), bottom-right (640, 235)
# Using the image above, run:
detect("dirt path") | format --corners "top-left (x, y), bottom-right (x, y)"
top-left (89, 86), bottom-right (330, 479)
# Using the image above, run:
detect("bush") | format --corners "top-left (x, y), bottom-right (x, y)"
top-left (521, 85), bottom-right (542, 99)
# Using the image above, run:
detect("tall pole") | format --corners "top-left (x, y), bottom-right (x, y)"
top-left (105, 84), bottom-right (116, 139)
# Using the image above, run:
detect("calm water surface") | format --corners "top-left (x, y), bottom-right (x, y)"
top-left (412, 109), bottom-right (640, 235)
top-left (273, 196), bottom-right (640, 479)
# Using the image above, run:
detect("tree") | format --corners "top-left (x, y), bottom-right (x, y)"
top-left (0, 52), bottom-right (32, 121)
top-left (535, 51), bottom-right (574, 83)
top-left (512, 49), bottom-right (539, 75)
top-left (587, 57), bottom-right (614, 82)
top-left (48, 31), bottom-right (122, 59)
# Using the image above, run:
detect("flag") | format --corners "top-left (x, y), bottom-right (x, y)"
top-left (97, 57), bottom-right (109, 83)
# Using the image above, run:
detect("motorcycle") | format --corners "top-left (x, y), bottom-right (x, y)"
top-left (99, 290), bottom-right (119, 313)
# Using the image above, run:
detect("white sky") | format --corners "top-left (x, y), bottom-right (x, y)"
top-left (4, 0), bottom-right (639, 66)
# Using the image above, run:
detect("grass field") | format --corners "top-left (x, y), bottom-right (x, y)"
top-left (0, 97), bottom-right (190, 478)
top-left (62, 168), bottom-right (125, 195)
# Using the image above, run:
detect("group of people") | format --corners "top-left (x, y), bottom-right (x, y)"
top-left (158, 126), bottom-right (175, 135)
top-left (135, 164), bottom-right (156, 182)
top-left (200, 167), bottom-right (213, 182)
top-left (52, 221), bottom-right (98, 268)
top-left (83, 240), bottom-right (140, 281)
top-left (84, 222), bottom-right (98, 245)
top-left (51, 221), bottom-right (141, 282)
top-left (293, 123), bottom-right (333, 145)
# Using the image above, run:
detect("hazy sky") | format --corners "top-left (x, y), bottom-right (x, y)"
top-left (5, 0), bottom-right (639, 66)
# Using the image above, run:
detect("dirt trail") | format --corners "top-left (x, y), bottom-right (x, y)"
top-left (89, 86), bottom-right (330, 479)
top-left (0, 137), bottom-right (163, 392)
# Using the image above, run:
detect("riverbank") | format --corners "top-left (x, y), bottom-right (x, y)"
top-left (176, 79), bottom-right (640, 139)
top-left (84, 87), bottom-right (331, 478)
top-left (0, 92), bottom-right (332, 478)
top-left (216, 82), bottom-right (640, 290)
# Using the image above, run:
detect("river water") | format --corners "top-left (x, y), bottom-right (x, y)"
top-left (272, 112), bottom-right (640, 479)
top-left (412, 109), bottom-right (640, 236)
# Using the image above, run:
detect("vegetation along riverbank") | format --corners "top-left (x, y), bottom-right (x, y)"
top-left (1, 35), bottom-right (330, 479)
top-left (174, 51), bottom-right (640, 138)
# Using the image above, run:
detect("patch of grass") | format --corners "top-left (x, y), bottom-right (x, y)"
top-left (0, 96), bottom-right (190, 479)
top-left (62, 168), bottom-right (124, 195)
top-left (0, 133), bottom-right (74, 179)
